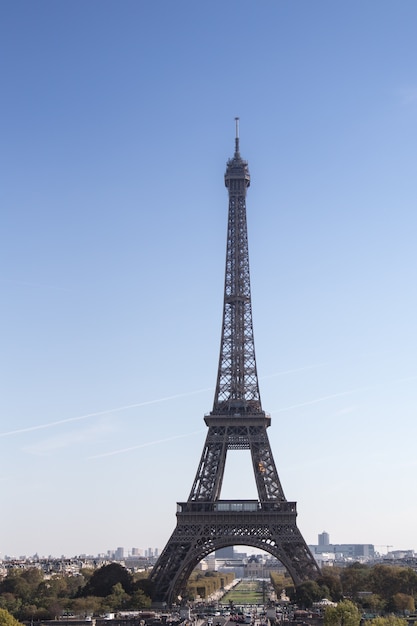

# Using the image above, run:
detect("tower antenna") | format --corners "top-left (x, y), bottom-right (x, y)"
top-left (235, 116), bottom-right (240, 155)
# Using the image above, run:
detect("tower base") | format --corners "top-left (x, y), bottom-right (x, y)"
top-left (149, 500), bottom-right (320, 605)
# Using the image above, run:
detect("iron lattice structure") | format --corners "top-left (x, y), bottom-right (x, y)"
top-left (149, 120), bottom-right (320, 605)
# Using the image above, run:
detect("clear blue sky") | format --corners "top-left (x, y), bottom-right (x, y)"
top-left (1, 1), bottom-right (417, 559)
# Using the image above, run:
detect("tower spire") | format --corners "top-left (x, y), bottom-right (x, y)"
top-left (234, 116), bottom-right (240, 156)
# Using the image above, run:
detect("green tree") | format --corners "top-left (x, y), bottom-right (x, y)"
top-left (0, 594), bottom-right (22, 616)
top-left (319, 567), bottom-right (343, 602)
top-left (369, 566), bottom-right (405, 599)
top-left (70, 596), bottom-right (102, 618)
top-left (19, 570), bottom-right (43, 588)
top-left (41, 598), bottom-right (65, 621)
top-left (79, 568), bottom-right (95, 583)
top-left (270, 572), bottom-right (293, 599)
top-left (390, 593), bottom-right (415, 614)
top-left (104, 583), bottom-right (130, 611)
top-left (14, 604), bottom-right (50, 622)
top-left (80, 564), bottom-right (133, 597)
top-left (359, 593), bottom-right (385, 613)
top-left (134, 577), bottom-right (154, 602)
top-left (368, 616), bottom-right (407, 626)
top-left (340, 563), bottom-right (370, 599)
top-left (295, 580), bottom-right (323, 608)
top-left (0, 608), bottom-right (23, 626)
top-left (129, 589), bottom-right (152, 610)
top-left (323, 600), bottom-right (361, 626)
top-left (64, 574), bottom-right (86, 598)
top-left (0, 572), bottom-right (30, 604)
top-left (397, 569), bottom-right (417, 597)
top-left (0, 568), bottom-right (44, 607)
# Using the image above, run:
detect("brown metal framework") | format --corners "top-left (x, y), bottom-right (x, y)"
top-left (149, 120), bottom-right (320, 605)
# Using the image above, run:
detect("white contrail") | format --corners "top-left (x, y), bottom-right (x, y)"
top-left (0, 364), bottom-right (321, 438)
top-left (273, 389), bottom-right (357, 413)
top-left (0, 388), bottom-right (211, 438)
top-left (272, 373), bottom-right (417, 414)
top-left (3, 368), bottom-right (414, 439)
top-left (88, 430), bottom-right (205, 459)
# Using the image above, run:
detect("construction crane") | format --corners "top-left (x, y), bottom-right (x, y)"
top-left (376, 545), bottom-right (393, 553)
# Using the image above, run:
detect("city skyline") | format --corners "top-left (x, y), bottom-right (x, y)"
top-left (1, 1), bottom-right (417, 558)
top-left (0, 536), bottom-right (409, 562)
top-left (0, 543), bottom-right (406, 560)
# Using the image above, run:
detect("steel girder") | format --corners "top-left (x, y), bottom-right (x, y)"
top-left (188, 418), bottom-right (285, 503)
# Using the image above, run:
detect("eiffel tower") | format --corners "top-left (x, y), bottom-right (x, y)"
top-left (149, 120), bottom-right (320, 605)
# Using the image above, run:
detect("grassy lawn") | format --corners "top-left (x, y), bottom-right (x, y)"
top-left (220, 579), bottom-right (267, 605)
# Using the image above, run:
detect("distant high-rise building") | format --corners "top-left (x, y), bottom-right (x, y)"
top-left (115, 547), bottom-right (124, 560)
top-left (311, 538), bottom-right (375, 560)
top-left (216, 546), bottom-right (234, 558)
top-left (318, 531), bottom-right (330, 546)
top-left (131, 548), bottom-right (140, 556)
